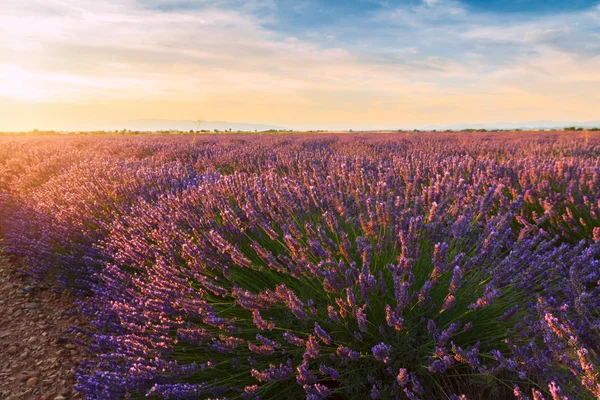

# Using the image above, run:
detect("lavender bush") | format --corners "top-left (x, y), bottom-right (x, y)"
top-left (0, 132), bottom-right (599, 399)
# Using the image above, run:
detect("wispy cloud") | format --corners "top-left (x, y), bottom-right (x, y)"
top-left (0, 0), bottom-right (599, 130)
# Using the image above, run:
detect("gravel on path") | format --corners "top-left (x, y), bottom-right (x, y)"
top-left (0, 253), bottom-right (83, 400)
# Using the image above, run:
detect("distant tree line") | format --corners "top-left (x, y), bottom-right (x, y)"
top-left (1, 127), bottom-right (600, 136)
top-left (564, 127), bottom-right (600, 131)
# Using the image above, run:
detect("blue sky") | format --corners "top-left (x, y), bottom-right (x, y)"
top-left (0, 0), bottom-right (599, 130)
top-left (149, 0), bottom-right (598, 16)
top-left (148, 0), bottom-right (600, 29)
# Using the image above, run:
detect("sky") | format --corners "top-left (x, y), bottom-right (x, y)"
top-left (1, 0), bottom-right (599, 131)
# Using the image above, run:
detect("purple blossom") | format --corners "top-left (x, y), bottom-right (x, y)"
top-left (319, 364), bottom-right (340, 380)
top-left (370, 384), bottom-right (380, 399)
top-left (282, 332), bottom-right (305, 347)
top-left (296, 361), bottom-right (317, 385)
top-left (314, 323), bottom-right (332, 344)
top-left (5, 134), bottom-right (600, 399)
top-left (337, 345), bottom-right (360, 361)
top-left (327, 305), bottom-right (341, 323)
top-left (251, 360), bottom-right (293, 382)
top-left (252, 310), bottom-right (275, 330)
top-left (397, 368), bottom-right (409, 386)
top-left (469, 284), bottom-right (500, 311)
top-left (449, 266), bottom-right (462, 294)
top-left (356, 305), bottom-right (368, 332)
top-left (441, 295), bottom-right (456, 311)
top-left (303, 335), bottom-right (321, 361)
top-left (385, 304), bottom-right (404, 331)
top-left (372, 342), bottom-right (392, 364)
top-left (303, 383), bottom-right (331, 400)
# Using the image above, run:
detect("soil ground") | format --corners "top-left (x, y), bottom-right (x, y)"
top-left (0, 253), bottom-right (82, 400)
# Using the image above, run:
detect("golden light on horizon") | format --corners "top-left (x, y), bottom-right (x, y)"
top-left (1, 0), bottom-right (599, 131)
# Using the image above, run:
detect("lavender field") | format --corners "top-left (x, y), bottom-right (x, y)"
top-left (1, 132), bottom-right (599, 400)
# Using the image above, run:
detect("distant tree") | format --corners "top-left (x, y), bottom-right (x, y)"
top-left (564, 127), bottom-right (576, 131)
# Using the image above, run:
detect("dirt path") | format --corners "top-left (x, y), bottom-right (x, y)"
top-left (0, 253), bottom-right (82, 400)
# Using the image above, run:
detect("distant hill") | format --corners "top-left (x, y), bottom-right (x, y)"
top-left (74, 119), bottom-right (600, 133)
top-left (418, 120), bottom-right (600, 131)
top-left (7, 119), bottom-right (600, 133)
top-left (99, 119), bottom-right (288, 132)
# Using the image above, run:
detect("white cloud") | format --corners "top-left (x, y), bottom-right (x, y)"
top-left (423, 0), bottom-right (439, 7)
top-left (0, 1), bottom-right (351, 100)
top-left (0, 0), bottom-right (598, 128)
top-left (0, 0), bottom-right (459, 104)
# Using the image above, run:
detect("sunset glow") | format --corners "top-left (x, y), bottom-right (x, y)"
top-left (1, 0), bottom-right (599, 130)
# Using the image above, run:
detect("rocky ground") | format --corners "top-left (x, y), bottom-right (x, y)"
top-left (0, 253), bottom-right (83, 400)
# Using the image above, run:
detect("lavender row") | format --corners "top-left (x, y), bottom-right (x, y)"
top-left (0, 132), bottom-right (599, 399)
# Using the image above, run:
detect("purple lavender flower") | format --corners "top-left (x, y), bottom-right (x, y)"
top-left (449, 266), bottom-right (462, 294)
top-left (8, 134), bottom-right (600, 399)
top-left (282, 332), bottom-right (305, 347)
top-left (372, 342), bottom-right (392, 364)
top-left (252, 310), bottom-right (275, 330)
top-left (370, 384), bottom-right (380, 399)
top-left (469, 284), bottom-right (500, 311)
top-left (327, 305), bottom-right (341, 323)
top-left (337, 345), bottom-right (360, 361)
top-left (319, 364), bottom-right (340, 380)
top-left (385, 304), bottom-right (404, 331)
top-left (356, 305), bottom-right (368, 332)
top-left (441, 295), bottom-right (456, 311)
top-left (303, 383), bottom-right (331, 400)
top-left (314, 323), bottom-right (332, 344)
top-left (397, 368), bottom-right (409, 386)
top-left (296, 361), bottom-right (317, 385)
top-left (251, 360), bottom-right (293, 382)
top-left (303, 335), bottom-right (321, 361)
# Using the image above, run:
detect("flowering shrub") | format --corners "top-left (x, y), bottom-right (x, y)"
top-left (1, 132), bottom-right (599, 399)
